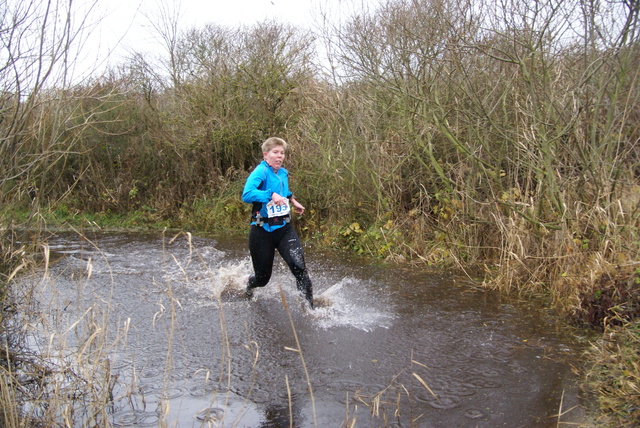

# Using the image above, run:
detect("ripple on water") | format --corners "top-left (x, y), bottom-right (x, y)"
top-left (138, 366), bottom-right (162, 380)
top-left (467, 366), bottom-right (501, 377)
top-left (325, 379), bottom-right (366, 404)
top-left (467, 348), bottom-right (513, 361)
top-left (440, 382), bottom-right (477, 397)
top-left (507, 361), bottom-right (528, 374)
top-left (187, 382), bottom-right (219, 397)
top-left (112, 410), bottom-right (159, 427)
top-left (464, 408), bottom-right (485, 419)
top-left (188, 385), bottom-right (207, 397)
top-left (428, 395), bottom-right (462, 410)
top-left (239, 387), bottom-right (270, 404)
top-left (348, 383), bottom-right (388, 404)
top-left (158, 386), bottom-right (185, 400)
top-left (414, 391), bottom-right (462, 410)
top-left (465, 377), bottom-right (503, 389)
top-left (325, 379), bottom-right (365, 393)
top-left (195, 407), bottom-right (224, 423)
top-left (136, 382), bottom-right (160, 396)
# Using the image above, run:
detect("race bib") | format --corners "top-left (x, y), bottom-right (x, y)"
top-left (266, 198), bottom-right (291, 218)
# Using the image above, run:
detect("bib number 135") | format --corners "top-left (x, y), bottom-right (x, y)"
top-left (266, 198), bottom-right (290, 218)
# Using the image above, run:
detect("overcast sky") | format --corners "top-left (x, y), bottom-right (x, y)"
top-left (78, 0), bottom-right (371, 77)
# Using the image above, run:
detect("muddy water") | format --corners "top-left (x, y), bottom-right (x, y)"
top-left (35, 230), bottom-right (587, 427)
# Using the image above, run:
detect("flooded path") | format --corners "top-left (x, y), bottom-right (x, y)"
top-left (25, 230), bottom-right (588, 427)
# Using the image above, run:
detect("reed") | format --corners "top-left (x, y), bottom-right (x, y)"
top-left (0, 241), bottom-right (113, 425)
top-left (584, 317), bottom-right (640, 427)
top-left (0, 230), bottom-right (228, 426)
top-left (279, 285), bottom-right (317, 426)
top-left (0, 228), bottom-right (362, 426)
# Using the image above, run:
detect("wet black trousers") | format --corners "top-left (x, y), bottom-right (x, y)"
top-left (248, 223), bottom-right (313, 305)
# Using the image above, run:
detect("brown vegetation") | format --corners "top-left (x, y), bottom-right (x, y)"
top-left (1, 0), bottom-right (639, 425)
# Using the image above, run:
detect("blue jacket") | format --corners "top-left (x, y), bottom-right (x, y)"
top-left (242, 161), bottom-right (293, 231)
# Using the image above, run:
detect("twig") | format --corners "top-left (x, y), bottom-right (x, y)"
top-left (279, 284), bottom-right (317, 426)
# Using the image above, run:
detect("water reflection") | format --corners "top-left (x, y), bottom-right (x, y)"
top-left (28, 230), bottom-right (588, 427)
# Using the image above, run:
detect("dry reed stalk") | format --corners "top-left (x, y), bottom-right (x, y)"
top-left (411, 373), bottom-right (437, 400)
top-left (0, 367), bottom-right (19, 428)
top-left (344, 391), bottom-right (357, 427)
top-left (278, 284), bottom-right (317, 426)
top-left (584, 318), bottom-right (640, 426)
top-left (177, 231), bottom-right (244, 422)
top-left (0, 230), bottom-right (164, 425)
top-left (285, 374), bottom-right (293, 428)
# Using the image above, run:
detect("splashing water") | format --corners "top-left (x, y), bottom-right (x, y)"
top-left (181, 250), bottom-right (395, 332)
top-left (186, 258), bottom-right (252, 303)
top-left (309, 278), bottom-right (395, 331)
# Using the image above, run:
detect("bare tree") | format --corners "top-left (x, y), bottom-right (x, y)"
top-left (140, 0), bottom-right (185, 89)
top-left (0, 0), bottom-right (100, 206)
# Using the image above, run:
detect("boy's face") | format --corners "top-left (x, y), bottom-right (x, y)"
top-left (263, 145), bottom-right (285, 171)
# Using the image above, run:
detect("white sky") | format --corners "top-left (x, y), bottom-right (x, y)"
top-left (78, 0), bottom-right (372, 78)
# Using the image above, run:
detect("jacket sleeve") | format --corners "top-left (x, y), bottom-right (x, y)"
top-left (242, 166), bottom-right (273, 203)
top-left (283, 169), bottom-right (293, 199)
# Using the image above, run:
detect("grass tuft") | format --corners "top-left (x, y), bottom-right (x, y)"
top-left (584, 318), bottom-right (640, 427)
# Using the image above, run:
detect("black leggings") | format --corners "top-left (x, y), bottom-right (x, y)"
top-left (248, 223), bottom-right (313, 304)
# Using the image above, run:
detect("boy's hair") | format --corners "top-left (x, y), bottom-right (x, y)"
top-left (262, 137), bottom-right (287, 153)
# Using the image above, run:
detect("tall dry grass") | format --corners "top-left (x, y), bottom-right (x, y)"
top-left (584, 316), bottom-right (640, 426)
top-left (0, 231), bottom-right (268, 426)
